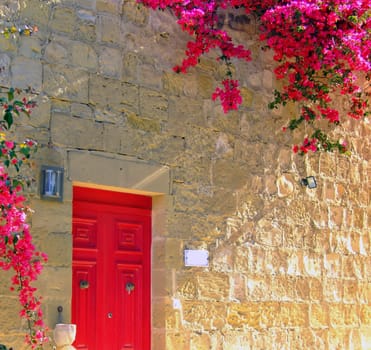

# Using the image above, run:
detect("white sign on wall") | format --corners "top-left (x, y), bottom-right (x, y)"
top-left (184, 249), bottom-right (209, 267)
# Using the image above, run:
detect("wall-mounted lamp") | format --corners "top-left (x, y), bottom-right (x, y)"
top-left (41, 166), bottom-right (64, 201)
top-left (300, 176), bottom-right (317, 189)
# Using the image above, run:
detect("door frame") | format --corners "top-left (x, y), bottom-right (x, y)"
top-left (72, 185), bottom-right (153, 349)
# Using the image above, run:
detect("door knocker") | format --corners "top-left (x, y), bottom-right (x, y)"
top-left (125, 282), bottom-right (135, 294)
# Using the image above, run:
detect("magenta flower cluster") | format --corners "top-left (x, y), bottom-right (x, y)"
top-left (138, 0), bottom-right (370, 154)
top-left (0, 89), bottom-right (48, 349)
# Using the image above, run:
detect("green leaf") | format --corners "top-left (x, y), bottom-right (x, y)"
top-left (7, 88), bottom-right (14, 101)
top-left (4, 111), bottom-right (13, 129)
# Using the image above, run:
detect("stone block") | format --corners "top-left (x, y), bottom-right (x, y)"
top-left (152, 330), bottom-right (166, 350)
top-left (66, 150), bottom-right (171, 194)
top-left (197, 272), bottom-right (229, 301)
top-left (196, 73), bottom-right (215, 99)
top-left (35, 266), bottom-right (72, 298)
top-left (97, 14), bottom-right (121, 44)
top-left (344, 304), bottom-right (360, 326)
top-left (360, 305), bottom-right (371, 325)
top-left (122, 52), bottom-right (140, 82)
top-left (71, 102), bottom-right (93, 119)
top-left (271, 276), bottom-right (296, 301)
top-left (151, 299), bottom-right (170, 329)
top-left (190, 332), bottom-right (211, 350)
top-left (89, 75), bottom-right (123, 109)
top-left (99, 46), bottom-right (122, 78)
top-left (126, 112), bottom-right (161, 132)
top-left (50, 6), bottom-right (77, 34)
top-left (280, 302), bottom-right (309, 327)
top-left (310, 303), bottom-right (329, 328)
top-left (212, 159), bottom-right (248, 190)
top-left (121, 82), bottom-right (140, 113)
top-left (329, 205), bottom-right (344, 228)
top-left (137, 64), bottom-right (163, 90)
top-left (11, 56), bottom-right (42, 90)
top-left (139, 87), bottom-right (168, 121)
top-left (246, 274), bottom-right (271, 301)
top-left (19, 0), bottom-right (51, 27)
top-left (39, 232), bottom-right (72, 267)
top-left (165, 238), bottom-right (183, 269)
top-left (323, 278), bottom-right (343, 302)
top-left (163, 71), bottom-right (189, 97)
top-left (227, 302), bottom-right (260, 328)
top-left (0, 297), bottom-right (22, 330)
top-left (212, 245), bottom-right (235, 272)
top-left (75, 0), bottom-right (96, 9)
top-left (76, 21), bottom-right (97, 42)
top-left (0, 269), bottom-right (13, 295)
top-left (43, 64), bottom-right (89, 102)
top-left (71, 42), bottom-right (98, 70)
top-left (44, 37), bottom-right (69, 64)
top-left (260, 302), bottom-right (281, 328)
top-left (51, 113), bottom-right (104, 149)
top-left (295, 277), bottom-right (310, 301)
top-left (152, 268), bottom-right (171, 297)
top-left (342, 255), bottom-right (365, 279)
top-left (0, 36), bottom-right (18, 56)
top-left (31, 199), bottom-right (72, 235)
top-left (328, 328), bottom-right (346, 350)
top-left (0, 53), bottom-right (11, 86)
top-left (166, 332), bottom-right (190, 350)
top-left (177, 272), bottom-right (198, 299)
top-left (97, 0), bottom-right (123, 14)
top-left (183, 301), bottom-right (227, 330)
top-left (240, 86), bottom-right (254, 108)
top-left (168, 98), bottom-right (205, 133)
top-left (324, 253), bottom-right (342, 278)
top-left (343, 279), bottom-right (360, 304)
top-left (122, 0), bottom-right (149, 26)
top-left (361, 327), bottom-right (371, 348)
top-left (18, 36), bottom-right (42, 59)
top-left (303, 253), bottom-right (322, 277)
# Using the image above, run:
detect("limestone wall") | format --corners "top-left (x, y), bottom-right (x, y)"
top-left (0, 0), bottom-right (370, 349)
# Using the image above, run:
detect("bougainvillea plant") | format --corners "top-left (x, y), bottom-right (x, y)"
top-left (0, 87), bottom-right (48, 349)
top-left (138, 0), bottom-right (370, 154)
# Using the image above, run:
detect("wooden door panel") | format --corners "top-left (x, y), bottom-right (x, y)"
top-left (115, 221), bottom-right (144, 253)
top-left (116, 264), bottom-right (143, 350)
top-left (73, 218), bottom-right (98, 249)
top-left (72, 262), bottom-right (97, 350)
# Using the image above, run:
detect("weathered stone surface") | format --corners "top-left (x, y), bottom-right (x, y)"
top-left (50, 6), bottom-right (77, 34)
top-left (139, 87), bottom-right (168, 120)
top-left (0, 53), bottom-right (11, 86)
top-left (51, 113), bottom-right (104, 149)
top-left (71, 41), bottom-right (98, 70)
top-left (0, 0), bottom-right (370, 348)
top-left (43, 64), bottom-right (89, 102)
top-left (97, 14), bottom-right (121, 43)
top-left (11, 56), bottom-right (42, 90)
top-left (99, 46), bottom-right (122, 77)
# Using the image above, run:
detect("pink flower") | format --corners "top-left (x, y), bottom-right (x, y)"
top-left (5, 141), bottom-right (14, 149)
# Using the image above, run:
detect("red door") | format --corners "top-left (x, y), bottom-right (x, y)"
top-left (72, 186), bottom-right (151, 350)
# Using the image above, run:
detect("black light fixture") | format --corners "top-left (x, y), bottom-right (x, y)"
top-left (40, 166), bottom-right (64, 201)
top-left (300, 176), bottom-right (317, 189)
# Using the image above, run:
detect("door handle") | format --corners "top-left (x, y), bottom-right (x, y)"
top-left (79, 280), bottom-right (89, 289)
top-left (125, 282), bottom-right (135, 294)
top-left (107, 312), bottom-right (113, 319)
